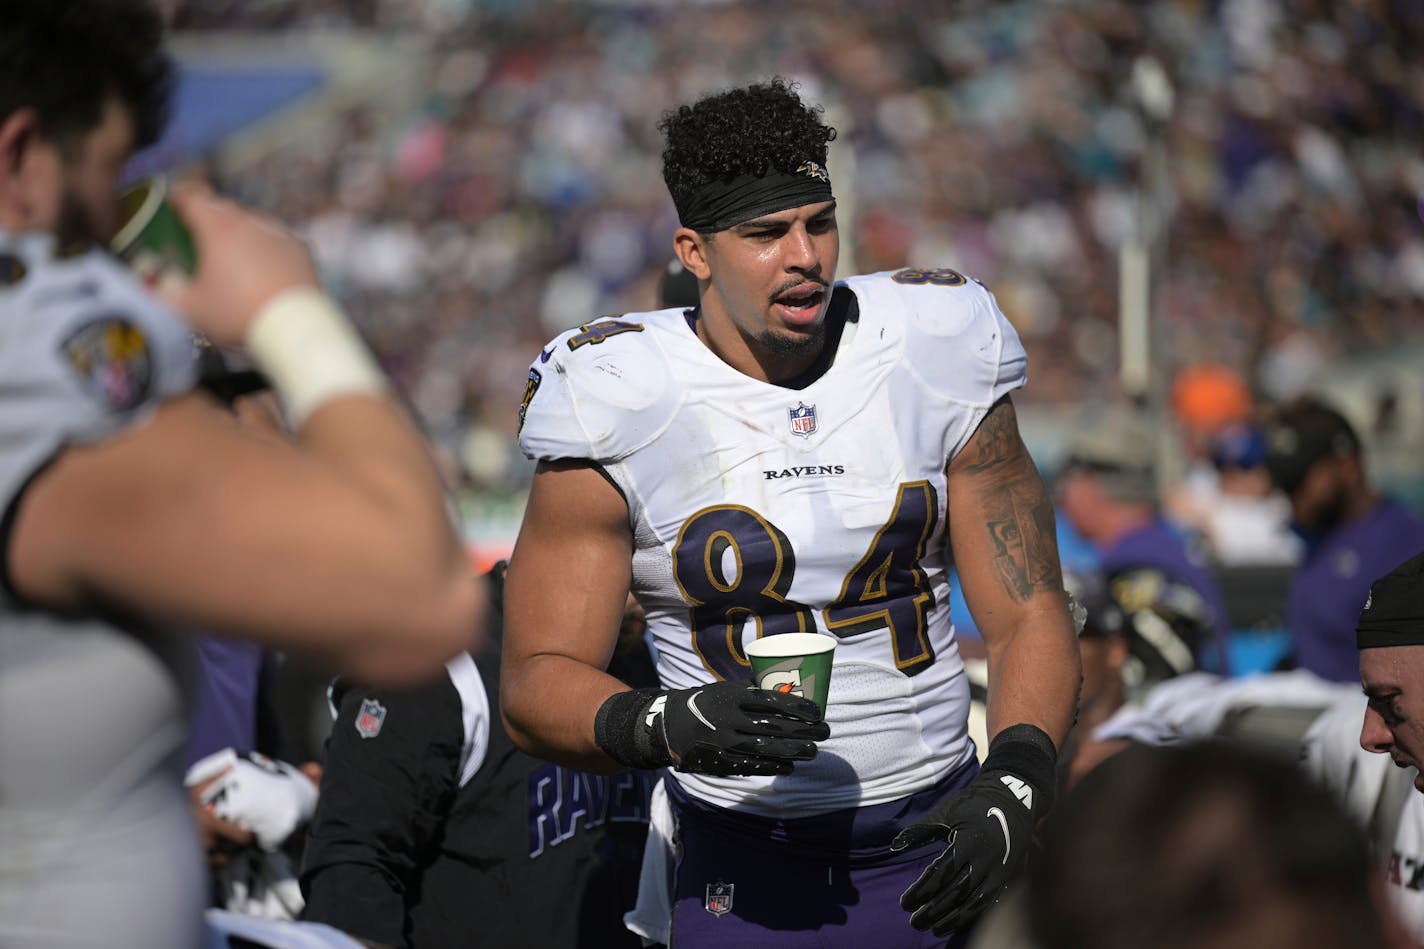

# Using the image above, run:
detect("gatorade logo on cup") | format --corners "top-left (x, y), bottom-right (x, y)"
top-left (745, 632), bottom-right (837, 713)
top-left (756, 658), bottom-right (818, 702)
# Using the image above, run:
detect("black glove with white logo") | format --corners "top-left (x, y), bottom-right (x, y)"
top-left (594, 680), bottom-right (829, 776)
top-left (890, 724), bottom-right (1057, 936)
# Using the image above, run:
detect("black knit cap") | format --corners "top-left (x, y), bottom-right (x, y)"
top-left (1356, 549), bottom-right (1424, 650)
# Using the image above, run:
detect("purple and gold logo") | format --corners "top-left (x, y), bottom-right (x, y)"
top-left (796, 161), bottom-right (829, 182)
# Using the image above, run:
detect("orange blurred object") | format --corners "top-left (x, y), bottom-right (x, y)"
top-left (1171, 364), bottom-right (1252, 434)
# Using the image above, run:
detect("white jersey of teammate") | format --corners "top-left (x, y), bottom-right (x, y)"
top-left (0, 231), bottom-right (202, 948)
top-left (519, 267), bottom-right (1026, 817)
top-left (1095, 671), bottom-right (1424, 940)
top-left (1302, 693), bottom-right (1424, 939)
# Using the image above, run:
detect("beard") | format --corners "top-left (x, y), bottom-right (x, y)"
top-left (756, 320), bottom-right (826, 360)
top-left (52, 178), bottom-right (110, 248)
top-left (1296, 479), bottom-right (1350, 534)
top-left (1309, 484), bottom-right (1350, 533)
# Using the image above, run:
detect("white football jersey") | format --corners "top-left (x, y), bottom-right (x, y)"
top-left (519, 267), bottom-right (1027, 817)
top-left (0, 231), bottom-right (203, 949)
top-left (1302, 694), bottom-right (1424, 940)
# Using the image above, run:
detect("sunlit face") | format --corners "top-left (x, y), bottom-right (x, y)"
top-left (700, 199), bottom-right (839, 367)
top-left (59, 97), bottom-right (136, 243)
top-left (1360, 644), bottom-right (1424, 792)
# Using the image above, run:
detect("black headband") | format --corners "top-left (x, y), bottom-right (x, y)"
top-left (675, 162), bottom-right (833, 232)
top-left (1356, 549), bottom-right (1424, 649)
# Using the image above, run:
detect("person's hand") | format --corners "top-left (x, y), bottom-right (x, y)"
top-left (158, 183), bottom-right (321, 346)
top-left (185, 748), bottom-right (320, 852)
top-left (890, 724), bottom-right (1057, 936)
top-left (189, 779), bottom-right (253, 864)
top-left (594, 680), bottom-right (830, 775)
top-left (656, 680), bottom-right (829, 776)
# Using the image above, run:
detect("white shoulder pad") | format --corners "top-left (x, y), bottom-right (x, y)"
top-left (517, 311), bottom-right (683, 463)
top-left (847, 267), bottom-right (1026, 402)
top-left (844, 268), bottom-right (1026, 458)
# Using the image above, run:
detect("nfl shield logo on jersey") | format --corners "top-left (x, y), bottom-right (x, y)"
top-left (355, 699), bottom-right (387, 739)
top-left (788, 402), bottom-right (817, 438)
top-left (705, 881), bottom-right (734, 917)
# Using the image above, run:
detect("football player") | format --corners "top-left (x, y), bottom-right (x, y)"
top-left (0, 3), bottom-right (480, 947)
top-left (502, 77), bottom-right (1080, 946)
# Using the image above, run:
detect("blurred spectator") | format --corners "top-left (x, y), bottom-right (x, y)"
top-left (1170, 420), bottom-right (1303, 565)
top-left (1265, 397), bottom-right (1424, 681)
top-left (1057, 408), bottom-right (1232, 672)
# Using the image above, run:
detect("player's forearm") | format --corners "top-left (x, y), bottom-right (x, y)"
top-left (983, 602), bottom-right (1081, 749)
top-left (500, 652), bottom-right (633, 774)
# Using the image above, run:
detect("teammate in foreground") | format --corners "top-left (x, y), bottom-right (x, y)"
top-left (502, 77), bottom-right (1079, 946)
top-left (0, 3), bottom-right (481, 946)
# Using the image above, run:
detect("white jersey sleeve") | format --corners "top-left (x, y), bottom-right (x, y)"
top-left (517, 313), bottom-right (684, 464)
top-left (0, 234), bottom-right (198, 536)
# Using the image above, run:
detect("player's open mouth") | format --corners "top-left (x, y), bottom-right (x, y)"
top-left (772, 286), bottom-right (826, 326)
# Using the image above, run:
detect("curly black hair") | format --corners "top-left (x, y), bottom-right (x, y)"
top-left (1, 0), bottom-right (172, 152)
top-left (659, 77), bottom-right (837, 210)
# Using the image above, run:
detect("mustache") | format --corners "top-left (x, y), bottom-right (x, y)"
top-left (769, 275), bottom-right (828, 301)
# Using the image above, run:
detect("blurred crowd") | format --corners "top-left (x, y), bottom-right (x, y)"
top-left (169, 0), bottom-right (1424, 499)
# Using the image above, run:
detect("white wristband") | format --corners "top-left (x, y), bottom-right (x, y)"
top-left (244, 286), bottom-right (386, 425)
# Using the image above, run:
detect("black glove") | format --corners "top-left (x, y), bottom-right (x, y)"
top-left (890, 724), bottom-right (1057, 936)
top-left (594, 680), bottom-right (830, 776)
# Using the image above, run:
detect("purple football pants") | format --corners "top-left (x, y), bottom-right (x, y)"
top-left (666, 758), bottom-right (980, 949)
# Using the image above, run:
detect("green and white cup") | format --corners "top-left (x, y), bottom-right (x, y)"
top-left (111, 175), bottom-right (197, 284)
top-left (745, 632), bottom-right (837, 713)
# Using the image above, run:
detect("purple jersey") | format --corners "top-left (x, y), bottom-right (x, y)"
top-left (1289, 499), bottom-right (1424, 682)
top-left (185, 635), bottom-right (264, 767)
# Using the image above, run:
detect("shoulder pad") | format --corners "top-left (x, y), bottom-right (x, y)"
top-left (847, 267), bottom-right (1025, 396)
top-left (517, 313), bottom-right (683, 463)
top-left (0, 235), bottom-right (199, 518)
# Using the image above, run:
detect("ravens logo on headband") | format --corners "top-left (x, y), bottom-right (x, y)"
top-left (61, 317), bottom-right (153, 412)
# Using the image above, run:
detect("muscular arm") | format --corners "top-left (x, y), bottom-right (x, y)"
top-left (6, 188), bottom-right (480, 686)
top-left (500, 460), bottom-right (637, 773)
top-left (947, 396), bottom-right (1079, 748)
top-left (8, 390), bottom-right (481, 685)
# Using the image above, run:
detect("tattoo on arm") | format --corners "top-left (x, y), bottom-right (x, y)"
top-left (956, 397), bottom-right (1063, 601)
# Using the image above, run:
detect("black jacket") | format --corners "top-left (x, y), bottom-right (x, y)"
top-left (300, 614), bottom-right (655, 949)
